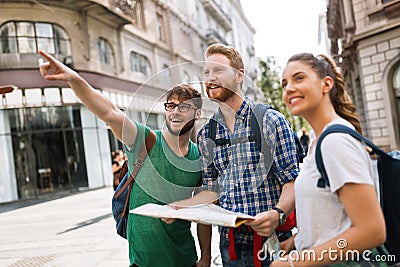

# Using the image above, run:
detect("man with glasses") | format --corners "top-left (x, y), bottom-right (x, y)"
top-left (38, 50), bottom-right (212, 267)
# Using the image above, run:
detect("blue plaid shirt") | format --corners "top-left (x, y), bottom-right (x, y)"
top-left (197, 98), bottom-right (299, 244)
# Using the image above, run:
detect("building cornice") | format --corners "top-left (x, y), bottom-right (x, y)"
top-left (351, 20), bottom-right (400, 42)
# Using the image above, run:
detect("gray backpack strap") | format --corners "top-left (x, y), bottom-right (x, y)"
top-left (252, 104), bottom-right (305, 164)
top-left (250, 104), bottom-right (276, 174)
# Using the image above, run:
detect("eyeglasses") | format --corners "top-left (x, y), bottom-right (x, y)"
top-left (164, 102), bottom-right (196, 112)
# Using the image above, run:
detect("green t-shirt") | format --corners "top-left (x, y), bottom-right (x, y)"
top-left (126, 122), bottom-right (201, 267)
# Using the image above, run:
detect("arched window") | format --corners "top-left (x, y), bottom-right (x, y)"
top-left (0, 21), bottom-right (71, 55)
top-left (96, 37), bottom-right (115, 66)
top-left (130, 51), bottom-right (152, 77)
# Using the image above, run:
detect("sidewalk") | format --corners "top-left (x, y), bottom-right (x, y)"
top-left (0, 187), bottom-right (221, 267)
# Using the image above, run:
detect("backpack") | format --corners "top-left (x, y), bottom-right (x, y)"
top-left (315, 124), bottom-right (400, 265)
top-left (250, 104), bottom-right (306, 163)
top-left (207, 103), bottom-right (305, 231)
top-left (111, 131), bottom-right (156, 239)
top-left (207, 103), bottom-right (305, 165)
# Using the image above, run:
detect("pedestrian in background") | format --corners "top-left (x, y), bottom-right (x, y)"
top-left (112, 150), bottom-right (124, 190)
top-left (299, 127), bottom-right (310, 155)
top-left (38, 50), bottom-right (212, 267)
top-left (273, 53), bottom-right (386, 267)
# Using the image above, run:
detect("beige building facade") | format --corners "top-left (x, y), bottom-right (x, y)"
top-left (0, 0), bottom-right (258, 203)
top-left (327, 0), bottom-right (400, 150)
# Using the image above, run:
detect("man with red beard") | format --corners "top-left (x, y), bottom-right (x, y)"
top-left (165, 44), bottom-right (300, 267)
top-left (38, 50), bottom-right (212, 267)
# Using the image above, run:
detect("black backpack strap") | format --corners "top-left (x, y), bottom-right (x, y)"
top-left (250, 104), bottom-right (277, 176)
top-left (315, 124), bottom-right (387, 188)
top-left (206, 116), bottom-right (220, 179)
top-left (208, 115), bottom-right (217, 142)
top-left (250, 103), bottom-right (271, 152)
top-left (209, 115), bottom-right (231, 146)
top-left (293, 132), bottom-right (306, 163)
top-left (251, 104), bottom-right (305, 163)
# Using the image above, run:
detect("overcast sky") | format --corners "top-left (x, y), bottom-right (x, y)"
top-left (240, 0), bottom-right (328, 69)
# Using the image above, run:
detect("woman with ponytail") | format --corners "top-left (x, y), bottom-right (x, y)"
top-left (267, 53), bottom-right (386, 266)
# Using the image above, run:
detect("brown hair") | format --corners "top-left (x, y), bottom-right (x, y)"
top-left (287, 53), bottom-right (362, 134)
top-left (165, 84), bottom-right (202, 109)
top-left (205, 43), bottom-right (244, 71)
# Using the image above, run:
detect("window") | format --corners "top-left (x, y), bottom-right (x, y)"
top-left (130, 51), bottom-right (152, 77)
top-left (96, 37), bottom-right (115, 66)
top-left (0, 21), bottom-right (71, 55)
top-left (156, 13), bottom-right (165, 42)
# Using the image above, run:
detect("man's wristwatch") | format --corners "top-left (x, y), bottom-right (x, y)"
top-left (272, 207), bottom-right (287, 226)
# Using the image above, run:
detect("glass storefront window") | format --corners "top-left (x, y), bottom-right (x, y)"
top-left (9, 106), bottom-right (88, 199)
top-left (9, 106), bottom-right (83, 132)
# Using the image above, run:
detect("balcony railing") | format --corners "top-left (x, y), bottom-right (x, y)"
top-left (109, 0), bottom-right (137, 17)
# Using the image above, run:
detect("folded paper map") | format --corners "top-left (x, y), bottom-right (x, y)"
top-left (130, 203), bottom-right (255, 227)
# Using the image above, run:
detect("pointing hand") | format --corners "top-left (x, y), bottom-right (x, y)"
top-left (38, 50), bottom-right (78, 83)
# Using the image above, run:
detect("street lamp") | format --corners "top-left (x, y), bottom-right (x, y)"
top-left (0, 85), bottom-right (16, 94)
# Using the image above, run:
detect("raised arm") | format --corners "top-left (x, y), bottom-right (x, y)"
top-left (38, 50), bottom-right (136, 146)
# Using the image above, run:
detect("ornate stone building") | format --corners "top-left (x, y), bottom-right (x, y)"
top-left (327, 0), bottom-right (400, 150)
top-left (0, 0), bottom-right (258, 203)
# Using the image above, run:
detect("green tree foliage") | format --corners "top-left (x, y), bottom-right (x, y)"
top-left (257, 56), bottom-right (304, 131)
